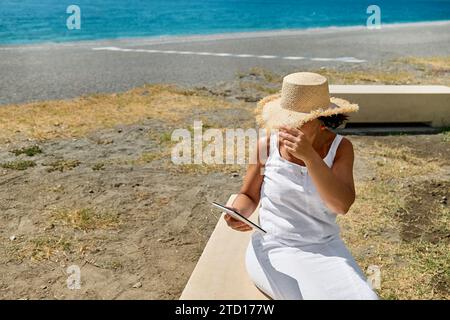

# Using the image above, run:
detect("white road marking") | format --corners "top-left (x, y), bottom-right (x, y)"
top-left (235, 54), bottom-right (256, 58)
top-left (283, 56), bottom-right (305, 60)
top-left (310, 57), bottom-right (334, 61)
top-left (258, 55), bottom-right (278, 59)
top-left (92, 46), bottom-right (366, 63)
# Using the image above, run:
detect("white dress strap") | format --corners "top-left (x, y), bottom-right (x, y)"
top-left (268, 131), bottom-right (278, 158)
top-left (324, 134), bottom-right (344, 167)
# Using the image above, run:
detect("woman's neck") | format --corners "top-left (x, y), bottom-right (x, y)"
top-left (312, 128), bottom-right (334, 153)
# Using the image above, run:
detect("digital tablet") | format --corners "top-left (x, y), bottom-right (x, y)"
top-left (211, 201), bottom-right (267, 234)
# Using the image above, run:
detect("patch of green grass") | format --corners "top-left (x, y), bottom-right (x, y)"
top-left (137, 151), bottom-right (166, 163)
top-left (51, 208), bottom-right (120, 231)
top-left (45, 159), bottom-right (80, 172)
top-left (148, 130), bottom-right (179, 147)
top-left (1, 160), bottom-right (36, 170)
top-left (10, 145), bottom-right (43, 157)
top-left (159, 132), bottom-right (172, 144)
top-left (439, 127), bottom-right (450, 143)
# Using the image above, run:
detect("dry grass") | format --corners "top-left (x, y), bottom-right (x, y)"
top-left (235, 56), bottom-right (449, 87)
top-left (92, 163), bottom-right (106, 171)
top-left (44, 159), bottom-right (81, 172)
top-left (313, 69), bottom-right (416, 85)
top-left (6, 208), bottom-right (120, 263)
top-left (239, 67), bottom-right (282, 83)
top-left (13, 236), bottom-right (72, 262)
top-left (367, 142), bottom-right (441, 178)
top-left (0, 84), bottom-right (237, 143)
top-left (51, 208), bottom-right (121, 231)
top-left (339, 140), bottom-right (449, 299)
top-left (239, 82), bottom-right (279, 94)
top-left (1, 160), bottom-right (36, 170)
top-left (317, 56), bottom-right (449, 85)
top-left (170, 163), bottom-right (244, 175)
top-left (10, 145), bottom-right (43, 157)
top-left (397, 56), bottom-right (450, 72)
top-left (134, 151), bottom-right (168, 164)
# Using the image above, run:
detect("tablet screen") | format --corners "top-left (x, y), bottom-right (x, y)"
top-left (211, 202), bottom-right (267, 234)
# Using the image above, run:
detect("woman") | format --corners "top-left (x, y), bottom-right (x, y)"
top-left (224, 72), bottom-right (378, 300)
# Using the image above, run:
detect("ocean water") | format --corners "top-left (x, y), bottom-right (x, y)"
top-left (0, 0), bottom-right (449, 44)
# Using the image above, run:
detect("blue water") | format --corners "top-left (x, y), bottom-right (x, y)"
top-left (0, 0), bottom-right (449, 45)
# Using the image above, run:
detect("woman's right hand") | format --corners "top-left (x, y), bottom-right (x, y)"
top-left (224, 210), bottom-right (253, 232)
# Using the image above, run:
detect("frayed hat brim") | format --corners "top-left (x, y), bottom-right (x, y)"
top-left (255, 93), bottom-right (359, 129)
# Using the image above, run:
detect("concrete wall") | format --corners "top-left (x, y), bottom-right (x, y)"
top-left (330, 85), bottom-right (450, 127)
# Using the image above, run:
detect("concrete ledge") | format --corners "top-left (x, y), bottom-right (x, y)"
top-left (180, 195), bottom-right (269, 300)
top-left (329, 85), bottom-right (450, 127)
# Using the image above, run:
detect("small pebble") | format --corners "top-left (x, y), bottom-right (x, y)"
top-left (132, 282), bottom-right (142, 289)
top-left (9, 235), bottom-right (16, 241)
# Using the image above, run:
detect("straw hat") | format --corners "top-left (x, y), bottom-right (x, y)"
top-left (255, 72), bottom-right (359, 129)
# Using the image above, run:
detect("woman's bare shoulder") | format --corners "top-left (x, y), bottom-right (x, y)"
top-left (335, 136), bottom-right (354, 160)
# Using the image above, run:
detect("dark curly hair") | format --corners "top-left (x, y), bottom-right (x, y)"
top-left (317, 114), bottom-right (349, 129)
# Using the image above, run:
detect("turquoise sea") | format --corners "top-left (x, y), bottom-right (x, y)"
top-left (0, 0), bottom-right (449, 44)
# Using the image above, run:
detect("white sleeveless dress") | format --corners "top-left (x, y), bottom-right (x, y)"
top-left (245, 132), bottom-right (378, 300)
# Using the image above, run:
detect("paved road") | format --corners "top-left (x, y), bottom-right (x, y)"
top-left (0, 21), bottom-right (449, 105)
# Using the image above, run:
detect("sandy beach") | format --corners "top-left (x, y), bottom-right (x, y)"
top-left (1, 21), bottom-right (449, 105)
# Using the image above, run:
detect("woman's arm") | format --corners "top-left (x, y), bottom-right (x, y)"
top-left (224, 137), bottom-right (267, 231)
top-left (303, 138), bottom-right (356, 215)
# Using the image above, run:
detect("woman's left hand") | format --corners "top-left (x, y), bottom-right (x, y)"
top-left (279, 126), bottom-right (315, 161)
